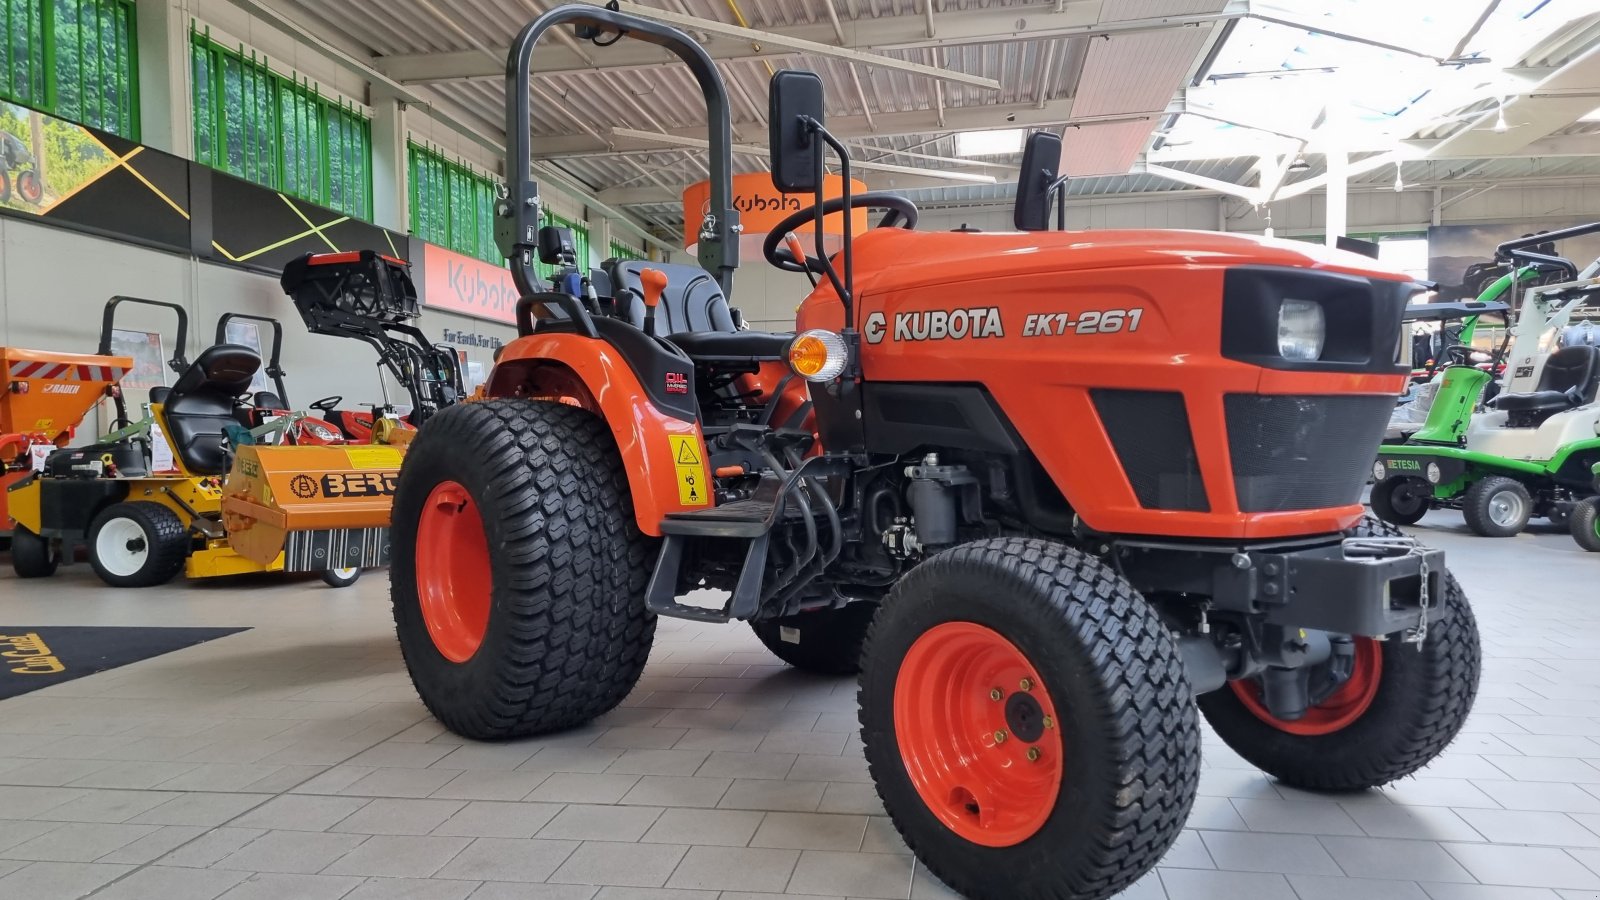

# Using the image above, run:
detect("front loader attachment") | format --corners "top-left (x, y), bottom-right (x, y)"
top-left (221, 444), bottom-right (400, 571)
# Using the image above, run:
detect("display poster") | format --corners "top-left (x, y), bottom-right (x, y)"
top-left (223, 320), bottom-right (270, 393)
top-left (109, 330), bottom-right (167, 393)
top-left (1429, 219), bottom-right (1600, 302)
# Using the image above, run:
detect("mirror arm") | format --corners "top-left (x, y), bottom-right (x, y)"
top-left (804, 118), bottom-right (851, 320)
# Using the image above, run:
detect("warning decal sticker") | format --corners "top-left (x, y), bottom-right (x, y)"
top-left (668, 435), bottom-right (709, 506)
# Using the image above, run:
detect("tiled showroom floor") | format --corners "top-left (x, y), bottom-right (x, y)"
top-left (0, 511), bottom-right (1597, 900)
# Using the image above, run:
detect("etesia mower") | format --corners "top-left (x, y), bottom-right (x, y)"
top-left (1, 344), bottom-right (132, 542)
top-left (384, 8), bottom-right (1481, 900)
top-left (7, 296), bottom-right (398, 588)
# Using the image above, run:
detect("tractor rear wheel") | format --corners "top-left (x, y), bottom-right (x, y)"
top-left (1573, 498), bottom-right (1600, 552)
top-left (1462, 475), bottom-right (1532, 537)
top-left (11, 527), bottom-right (57, 578)
top-left (87, 502), bottom-right (190, 587)
top-left (1370, 477), bottom-right (1430, 526)
top-left (751, 602), bottom-right (877, 675)
top-left (1198, 516), bottom-right (1481, 791)
top-left (390, 399), bottom-right (656, 740)
top-left (858, 538), bottom-right (1199, 900)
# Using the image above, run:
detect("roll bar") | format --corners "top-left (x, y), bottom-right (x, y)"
top-left (1495, 222), bottom-right (1600, 282)
top-left (498, 5), bottom-right (739, 299)
top-left (98, 296), bottom-right (189, 374)
top-left (216, 313), bottom-right (289, 407)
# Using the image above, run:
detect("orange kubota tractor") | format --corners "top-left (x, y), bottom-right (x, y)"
top-left (386, 8), bottom-right (1482, 900)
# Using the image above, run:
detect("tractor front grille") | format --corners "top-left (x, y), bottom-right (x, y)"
top-left (1225, 394), bottom-right (1393, 512)
top-left (1092, 389), bottom-right (1208, 512)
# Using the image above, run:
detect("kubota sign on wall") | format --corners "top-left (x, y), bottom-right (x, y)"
top-left (681, 173), bottom-right (867, 248)
top-left (420, 242), bottom-right (519, 325)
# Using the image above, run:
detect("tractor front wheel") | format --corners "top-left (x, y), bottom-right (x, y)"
top-left (390, 399), bottom-right (656, 740)
top-left (751, 602), bottom-right (877, 675)
top-left (1462, 475), bottom-right (1532, 537)
top-left (859, 538), bottom-right (1199, 900)
top-left (1370, 477), bottom-right (1430, 526)
top-left (87, 502), bottom-right (190, 587)
top-left (321, 567), bottom-right (361, 588)
top-left (1197, 516), bottom-right (1481, 791)
top-left (11, 527), bottom-right (57, 578)
top-left (1572, 498), bottom-right (1600, 552)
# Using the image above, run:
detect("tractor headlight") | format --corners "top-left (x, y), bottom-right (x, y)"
top-left (789, 329), bottom-right (848, 382)
top-left (1277, 299), bottom-right (1326, 361)
top-left (1426, 462), bottom-right (1442, 484)
top-left (302, 419), bottom-right (341, 443)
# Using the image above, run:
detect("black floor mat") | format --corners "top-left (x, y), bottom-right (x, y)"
top-left (0, 626), bottom-right (248, 699)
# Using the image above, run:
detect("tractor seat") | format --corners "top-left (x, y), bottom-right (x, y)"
top-left (605, 259), bottom-right (791, 360)
top-left (150, 386), bottom-right (171, 405)
top-left (254, 391), bottom-right (287, 410)
top-left (1494, 345), bottom-right (1600, 423)
top-left (162, 343), bottom-right (262, 475)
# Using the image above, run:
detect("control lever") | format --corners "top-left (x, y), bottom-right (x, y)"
top-left (640, 268), bottom-right (667, 336)
top-left (785, 232), bottom-right (817, 287)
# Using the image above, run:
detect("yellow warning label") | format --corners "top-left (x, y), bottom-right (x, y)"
top-left (668, 435), bottom-right (708, 506)
top-left (345, 446), bottom-right (404, 470)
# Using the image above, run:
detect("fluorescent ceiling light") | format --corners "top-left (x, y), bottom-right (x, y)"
top-left (1581, 106), bottom-right (1600, 123)
top-left (955, 128), bottom-right (1025, 157)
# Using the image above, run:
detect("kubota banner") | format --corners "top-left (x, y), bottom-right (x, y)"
top-left (420, 242), bottom-right (519, 326)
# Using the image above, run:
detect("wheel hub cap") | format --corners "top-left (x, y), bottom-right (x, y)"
top-left (96, 518), bottom-right (150, 578)
top-left (893, 622), bottom-right (1063, 847)
top-left (1489, 492), bottom-right (1524, 528)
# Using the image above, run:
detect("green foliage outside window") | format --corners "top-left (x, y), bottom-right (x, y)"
top-left (191, 28), bottom-right (371, 219)
top-left (608, 239), bottom-right (645, 262)
top-left (408, 142), bottom-right (499, 263)
top-left (0, 0), bottom-right (139, 138)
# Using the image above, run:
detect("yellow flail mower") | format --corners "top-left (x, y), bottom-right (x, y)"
top-left (7, 297), bottom-right (401, 588)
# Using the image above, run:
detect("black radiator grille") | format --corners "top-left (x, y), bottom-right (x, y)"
top-left (1091, 389), bottom-right (1208, 512)
top-left (1224, 394), bottom-right (1393, 512)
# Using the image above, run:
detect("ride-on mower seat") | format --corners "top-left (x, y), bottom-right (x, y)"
top-left (605, 258), bottom-right (791, 359)
top-left (1494, 345), bottom-right (1600, 424)
top-left (163, 343), bottom-right (262, 475)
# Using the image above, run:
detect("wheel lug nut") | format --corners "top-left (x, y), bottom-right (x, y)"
top-left (989, 688), bottom-right (1003, 701)
top-left (1042, 716), bottom-right (1054, 729)
top-left (1027, 747), bottom-right (1041, 762)
top-left (993, 730), bottom-right (1007, 743)
top-left (1020, 678), bottom-right (1033, 692)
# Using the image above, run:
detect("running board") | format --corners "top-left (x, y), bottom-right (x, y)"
top-left (645, 532), bottom-right (770, 622)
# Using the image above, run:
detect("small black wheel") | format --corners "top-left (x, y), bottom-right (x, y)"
top-left (751, 602), bottom-right (877, 675)
top-left (859, 537), bottom-right (1199, 900)
top-left (1573, 498), bottom-right (1600, 552)
top-left (1462, 475), bottom-right (1532, 537)
top-left (1370, 477), bottom-right (1430, 526)
top-left (390, 399), bottom-right (656, 740)
top-left (321, 566), bottom-right (361, 588)
top-left (87, 501), bottom-right (190, 587)
top-left (0, 168), bottom-right (11, 204)
top-left (11, 527), bottom-right (57, 578)
top-left (1198, 515), bottom-right (1481, 791)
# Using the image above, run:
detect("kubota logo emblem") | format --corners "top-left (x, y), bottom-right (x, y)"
top-left (864, 312), bottom-right (887, 344)
top-left (289, 475), bottom-right (319, 498)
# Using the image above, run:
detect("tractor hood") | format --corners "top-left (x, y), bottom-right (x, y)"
top-left (845, 228), bottom-right (1414, 297)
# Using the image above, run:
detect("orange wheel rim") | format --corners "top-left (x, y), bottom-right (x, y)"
top-left (1231, 638), bottom-right (1383, 736)
top-left (415, 480), bottom-right (491, 663)
top-left (894, 622), bottom-right (1063, 847)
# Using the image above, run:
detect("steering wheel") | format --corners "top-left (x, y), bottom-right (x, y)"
top-left (310, 396), bottom-right (343, 413)
top-left (763, 192), bottom-right (920, 274)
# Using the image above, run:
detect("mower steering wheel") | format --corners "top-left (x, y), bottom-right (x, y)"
top-left (310, 396), bottom-right (343, 413)
top-left (763, 192), bottom-right (919, 274)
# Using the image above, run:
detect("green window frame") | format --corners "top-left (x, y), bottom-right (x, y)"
top-left (0, 0), bottom-right (139, 138)
top-left (190, 27), bottom-right (372, 219)
top-left (608, 238), bottom-right (645, 262)
top-left (536, 209), bottom-right (590, 281)
top-left (407, 142), bottom-right (500, 264)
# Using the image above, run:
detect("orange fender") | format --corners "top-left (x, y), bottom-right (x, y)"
top-left (487, 332), bottom-right (711, 536)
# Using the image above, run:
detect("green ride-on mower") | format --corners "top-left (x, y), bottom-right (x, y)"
top-left (385, 7), bottom-right (1482, 899)
top-left (1572, 464), bottom-right (1600, 551)
top-left (1374, 225), bottom-right (1600, 537)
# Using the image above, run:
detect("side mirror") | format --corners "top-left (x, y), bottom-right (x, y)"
top-left (768, 70), bottom-right (825, 194)
top-left (537, 225), bottom-right (576, 266)
top-left (1014, 131), bottom-right (1062, 232)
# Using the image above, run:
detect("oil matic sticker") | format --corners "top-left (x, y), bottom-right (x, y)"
top-left (345, 447), bottom-right (404, 470)
top-left (668, 435), bottom-right (709, 506)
